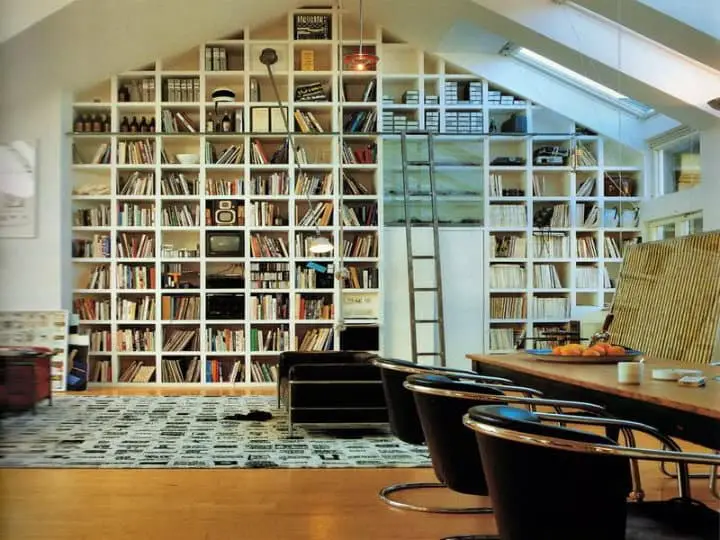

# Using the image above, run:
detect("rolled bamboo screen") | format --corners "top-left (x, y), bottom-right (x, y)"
top-left (609, 231), bottom-right (720, 364)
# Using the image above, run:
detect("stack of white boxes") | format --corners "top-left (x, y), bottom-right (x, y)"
top-left (425, 110), bottom-right (440, 132)
top-left (444, 111), bottom-right (483, 134)
top-left (487, 88), bottom-right (526, 106)
top-left (444, 80), bottom-right (483, 105)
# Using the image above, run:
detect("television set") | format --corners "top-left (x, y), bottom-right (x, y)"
top-left (206, 231), bottom-right (244, 257)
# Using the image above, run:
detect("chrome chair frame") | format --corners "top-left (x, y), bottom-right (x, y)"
top-left (463, 411), bottom-right (720, 504)
top-left (373, 357), bottom-right (529, 514)
top-left (660, 456), bottom-right (720, 500)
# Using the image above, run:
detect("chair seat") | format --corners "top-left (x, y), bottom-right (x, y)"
top-left (626, 498), bottom-right (719, 540)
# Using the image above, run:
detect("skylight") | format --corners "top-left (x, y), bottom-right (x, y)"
top-left (509, 46), bottom-right (656, 118)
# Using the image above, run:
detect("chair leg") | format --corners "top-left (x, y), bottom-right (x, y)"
top-left (660, 457), bottom-right (720, 500)
top-left (379, 482), bottom-right (493, 514)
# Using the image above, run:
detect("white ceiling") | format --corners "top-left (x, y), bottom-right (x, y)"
top-left (1, 0), bottom-right (714, 142)
top-left (0, 0), bottom-right (78, 43)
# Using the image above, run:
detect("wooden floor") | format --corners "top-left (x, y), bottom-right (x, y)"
top-left (1, 388), bottom-right (717, 540)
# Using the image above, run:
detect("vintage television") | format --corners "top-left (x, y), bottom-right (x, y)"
top-left (206, 293), bottom-right (245, 320)
top-left (206, 231), bottom-right (244, 258)
top-left (206, 200), bottom-right (242, 226)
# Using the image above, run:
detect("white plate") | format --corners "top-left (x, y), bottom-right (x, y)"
top-left (651, 368), bottom-right (703, 381)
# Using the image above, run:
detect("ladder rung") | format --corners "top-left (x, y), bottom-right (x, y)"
top-left (407, 160), bottom-right (431, 166)
top-left (411, 255), bottom-right (435, 260)
top-left (415, 319), bottom-right (440, 323)
top-left (416, 353), bottom-right (441, 356)
top-left (413, 287), bottom-right (439, 292)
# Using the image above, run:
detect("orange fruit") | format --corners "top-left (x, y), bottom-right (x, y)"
top-left (582, 348), bottom-right (601, 356)
top-left (552, 346), bottom-right (564, 355)
top-left (594, 342), bottom-right (612, 353)
top-left (590, 345), bottom-right (607, 355)
top-left (607, 345), bottom-right (626, 356)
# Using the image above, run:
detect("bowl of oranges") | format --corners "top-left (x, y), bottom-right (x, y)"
top-left (526, 342), bottom-right (643, 364)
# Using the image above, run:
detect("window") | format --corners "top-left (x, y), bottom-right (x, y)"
top-left (507, 46), bottom-right (655, 118)
top-left (648, 212), bottom-right (703, 240)
top-left (654, 133), bottom-right (701, 195)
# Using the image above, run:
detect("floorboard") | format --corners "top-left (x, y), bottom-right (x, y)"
top-left (1, 388), bottom-right (717, 540)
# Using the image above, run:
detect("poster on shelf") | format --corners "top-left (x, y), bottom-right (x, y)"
top-left (0, 310), bottom-right (69, 391)
top-left (0, 140), bottom-right (37, 238)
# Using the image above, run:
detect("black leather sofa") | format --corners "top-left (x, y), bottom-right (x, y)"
top-left (277, 351), bottom-right (388, 435)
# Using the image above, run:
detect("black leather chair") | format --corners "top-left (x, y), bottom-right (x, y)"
top-left (464, 404), bottom-right (720, 540)
top-left (405, 373), bottom-right (611, 539)
top-left (277, 351), bottom-right (387, 435)
top-left (372, 357), bottom-right (516, 513)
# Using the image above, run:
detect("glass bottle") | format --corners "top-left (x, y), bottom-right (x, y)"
top-left (148, 117), bottom-right (156, 132)
top-left (91, 114), bottom-right (102, 132)
top-left (221, 111), bottom-right (232, 132)
top-left (120, 116), bottom-right (130, 132)
top-left (74, 113), bottom-right (84, 133)
top-left (139, 117), bottom-right (148, 132)
top-left (129, 116), bottom-right (139, 132)
top-left (82, 114), bottom-right (92, 132)
top-left (206, 112), bottom-right (215, 133)
top-left (101, 114), bottom-right (111, 133)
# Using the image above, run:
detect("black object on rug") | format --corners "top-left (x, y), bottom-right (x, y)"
top-left (224, 410), bottom-right (273, 421)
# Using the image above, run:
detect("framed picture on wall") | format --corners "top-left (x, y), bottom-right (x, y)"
top-left (0, 140), bottom-right (37, 238)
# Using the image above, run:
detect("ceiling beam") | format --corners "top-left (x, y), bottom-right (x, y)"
top-left (467, 0), bottom-right (720, 130)
top-left (635, 0), bottom-right (720, 40)
top-left (570, 0), bottom-right (720, 71)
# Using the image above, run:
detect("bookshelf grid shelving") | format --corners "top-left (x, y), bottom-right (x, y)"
top-left (70, 6), bottom-right (643, 384)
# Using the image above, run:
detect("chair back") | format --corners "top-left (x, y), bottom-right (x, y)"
top-left (465, 405), bottom-right (632, 540)
top-left (405, 374), bottom-right (504, 496)
top-left (372, 358), bottom-right (438, 445)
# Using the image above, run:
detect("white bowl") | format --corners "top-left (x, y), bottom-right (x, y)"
top-left (176, 153), bottom-right (199, 165)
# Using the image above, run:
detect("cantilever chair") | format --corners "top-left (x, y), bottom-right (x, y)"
top-left (464, 404), bottom-right (720, 540)
top-left (404, 374), bottom-right (618, 539)
top-left (372, 357), bottom-right (515, 513)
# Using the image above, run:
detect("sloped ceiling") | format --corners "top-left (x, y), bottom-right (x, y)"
top-left (0, 0), bottom-right (79, 43)
top-left (571, 0), bottom-right (720, 71)
top-left (0, 0), bottom-right (302, 110)
top-left (0, 0), bottom-right (679, 146)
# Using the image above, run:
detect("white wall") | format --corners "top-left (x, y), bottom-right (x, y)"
top-left (640, 124), bottom-right (720, 231)
top-left (0, 91), bottom-right (72, 311)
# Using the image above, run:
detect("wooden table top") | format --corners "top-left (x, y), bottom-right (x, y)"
top-left (467, 353), bottom-right (720, 420)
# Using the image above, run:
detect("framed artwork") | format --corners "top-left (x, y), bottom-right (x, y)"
top-left (0, 140), bottom-right (37, 238)
top-left (0, 310), bottom-right (69, 391)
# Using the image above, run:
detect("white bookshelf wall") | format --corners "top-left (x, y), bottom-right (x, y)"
top-left (70, 9), bottom-right (383, 385)
top-left (70, 7), bottom-right (643, 385)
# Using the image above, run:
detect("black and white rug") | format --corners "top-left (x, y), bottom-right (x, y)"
top-left (0, 395), bottom-right (431, 469)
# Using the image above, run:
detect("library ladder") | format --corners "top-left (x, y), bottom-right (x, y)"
top-left (400, 132), bottom-right (447, 367)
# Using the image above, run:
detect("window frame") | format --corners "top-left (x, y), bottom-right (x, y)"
top-left (646, 211), bottom-right (702, 240)
top-left (504, 44), bottom-right (656, 119)
top-left (650, 131), bottom-right (701, 196)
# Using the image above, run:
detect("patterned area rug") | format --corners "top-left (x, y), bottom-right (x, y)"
top-left (0, 395), bottom-right (431, 469)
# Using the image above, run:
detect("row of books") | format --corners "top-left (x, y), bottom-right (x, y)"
top-left (73, 206), bottom-right (111, 227)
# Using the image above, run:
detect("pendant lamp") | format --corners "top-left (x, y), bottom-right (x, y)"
top-left (343, 0), bottom-right (379, 71)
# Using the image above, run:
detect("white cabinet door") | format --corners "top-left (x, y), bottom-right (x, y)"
top-left (382, 226), bottom-right (485, 370)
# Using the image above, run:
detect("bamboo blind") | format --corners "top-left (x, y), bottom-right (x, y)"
top-left (609, 231), bottom-right (720, 364)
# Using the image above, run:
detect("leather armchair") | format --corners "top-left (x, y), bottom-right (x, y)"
top-left (277, 351), bottom-right (387, 435)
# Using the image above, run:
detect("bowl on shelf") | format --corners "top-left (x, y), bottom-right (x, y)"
top-left (175, 153), bottom-right (199, 165)
top-left (526, 343), bottom-right (643, 364)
